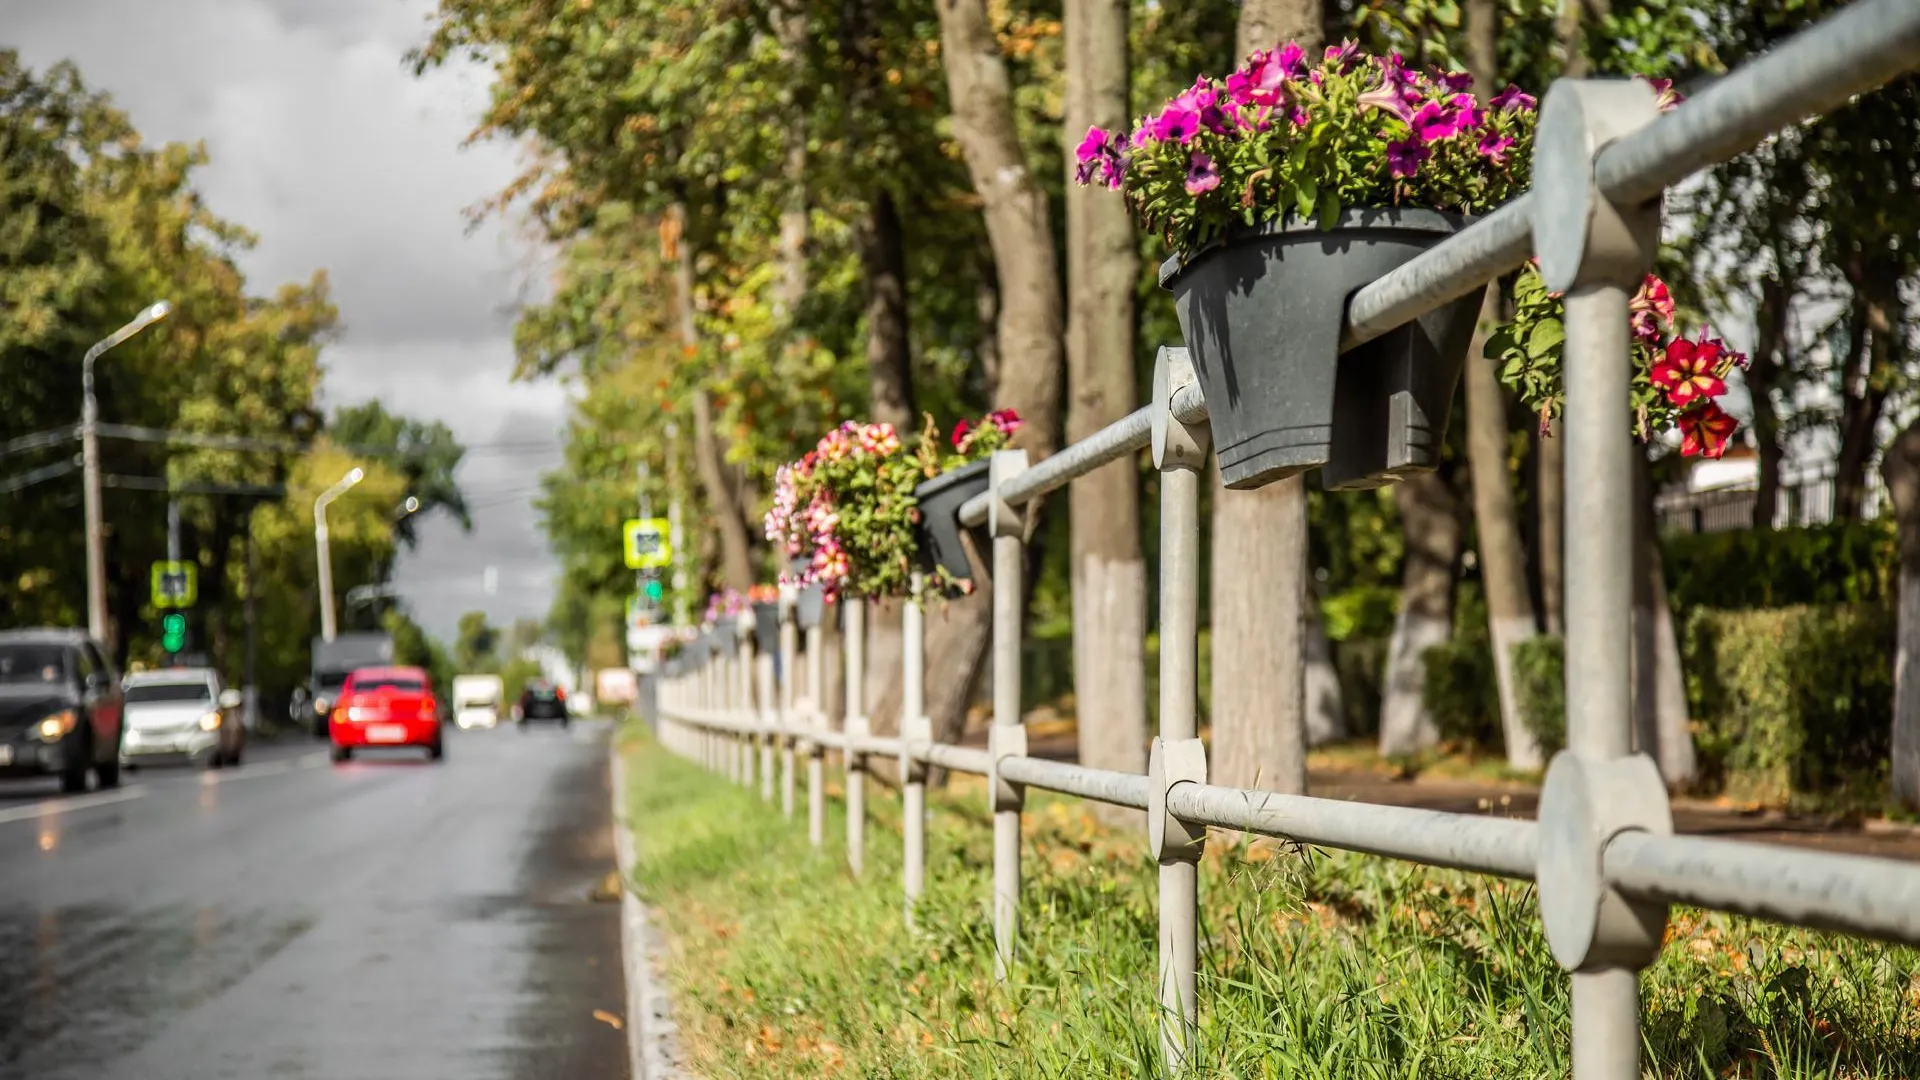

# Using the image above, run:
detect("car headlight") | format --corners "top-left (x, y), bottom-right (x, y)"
top-left (36, 710), bottom-right (77, 742)
top-left (314, 697), bottom-right (331, 716)
top-left (198, 712), bottom-right (222, 732)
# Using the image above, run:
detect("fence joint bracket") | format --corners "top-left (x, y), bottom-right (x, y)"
top-left (1537, 751), bottom-right (1672, 971)
top-left (1149, 736), bottom-right (1208, 864)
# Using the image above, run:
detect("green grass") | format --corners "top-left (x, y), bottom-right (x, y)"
top-left (620, 726), bottom-right (1920, 1078)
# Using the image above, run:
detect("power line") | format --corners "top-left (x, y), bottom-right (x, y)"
top-left (98, 474), bottom-right (286, 498)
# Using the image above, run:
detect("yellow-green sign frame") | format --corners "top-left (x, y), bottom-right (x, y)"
top-left (151, 561), bottom-right (198, 608)
top-left (622, 518), bottom-right (672, 570)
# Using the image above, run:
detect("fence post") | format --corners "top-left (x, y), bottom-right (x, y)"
top-left (900, 572), bottom-right (929, 925)
top-left (1533, 78), bottom-right (1674, 1080)
top-left (780, 586), bottom-right (799, 819)
top-left (844, 596), bottom-right (868, 875)
top-left (1149, 346), bottom-right (1209, 1070)
top-left (807, 612), bottom-right (827, 849)
top-left (735, 615), bottom-right (755, 786)
top-left (985, 448), bottom-right (1030, 980)
top-left (758, 628), bottom-right (777, 804)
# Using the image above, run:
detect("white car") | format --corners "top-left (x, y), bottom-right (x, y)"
top-left (452, 674), bottom-right (504, 730)
top-left (121, 668), bottom-right (244, 769)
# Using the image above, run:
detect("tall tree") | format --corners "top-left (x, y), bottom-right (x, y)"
top-left (1205, 0), bottom-right (1324, 798)
top-left (1882, 419), bottom-right (1920, 811)
top-left (1064, 0), bottom-right (1148, 781)
top-left (1379, 472), bottom-right (1462, 756)
top-left (1460, 0), bottom-right (1543, 769)
top-left (919, 0), bottom-right (1067, 744)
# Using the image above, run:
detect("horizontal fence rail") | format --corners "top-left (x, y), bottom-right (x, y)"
top-left (652, 5), bottom-right (1920, 1076)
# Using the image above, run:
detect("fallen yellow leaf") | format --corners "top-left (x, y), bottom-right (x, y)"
top-left (594, 1009), bottom-right (625, 1030)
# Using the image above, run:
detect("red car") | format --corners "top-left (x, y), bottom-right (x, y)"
top-left (328, 666), bottom-right (444, 763)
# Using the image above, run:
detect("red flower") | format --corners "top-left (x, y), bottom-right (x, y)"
top-left (1678, 401), bottom-right (1738, 459)
top-left (950, 418), bottom-right (972, 449)
top-left (1649, 337), bottom-right (1727, 407)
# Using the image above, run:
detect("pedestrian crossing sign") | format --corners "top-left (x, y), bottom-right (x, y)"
top-left (150, 561), bottom-right (197, 608)
top-left (622, 518), bottom-right (671, 570)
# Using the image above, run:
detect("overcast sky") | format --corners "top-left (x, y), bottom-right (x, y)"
top-left (7, 0), bottom-right (567, 641)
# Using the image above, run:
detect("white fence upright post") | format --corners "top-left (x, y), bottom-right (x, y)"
top-left (735, 615), bottom-right (755, 787)
top-left (1532, 78), bottom-right (1674, 1080)
top-left (844, 597), bottom-right (868, 876)
top-left (1149, 347), bottom-right (1209, 1070)
top-left (986, 449), bottom-right (1030, 980)
top-left (780, 586), bottom-right (799, 819)
top-left (758, 625), bottom-right (777, 804)
top-left (900, 572), bottom-right (929, 925)
top-left (807, 610), bottom-right (828, 849)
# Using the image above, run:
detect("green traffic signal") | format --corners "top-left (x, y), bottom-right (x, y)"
top-left (644, 578), bottom-right (665, 603)
top-left (161, 612), bottom-right (188, 653)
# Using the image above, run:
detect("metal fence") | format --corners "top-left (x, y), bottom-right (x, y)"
top-left (653, 5), bottom-right (1920, 1076)
top-left (1656, 469), bottom-right (1888, 534)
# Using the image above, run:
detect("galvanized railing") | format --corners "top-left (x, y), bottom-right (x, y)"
top-left (654, 4), bottom-right (1920, 1075)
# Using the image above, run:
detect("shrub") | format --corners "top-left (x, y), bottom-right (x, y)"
top-left (1511, 635), bottom-right (1566, 757)
top-left (1421, 637), bottom-right (1501, 747)
top-left (1663, 520), bottom-right (1894, 611)
top-left (1685, 604), bottom-right (1894, 808)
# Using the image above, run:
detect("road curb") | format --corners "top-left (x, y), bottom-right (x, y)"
top-left (611, 738), bottom-right (691, 1080)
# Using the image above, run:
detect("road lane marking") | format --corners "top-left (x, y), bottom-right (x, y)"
top-left (0, 786), bottom-right (148, 825)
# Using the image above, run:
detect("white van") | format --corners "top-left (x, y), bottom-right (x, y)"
top-left (451, 674), bottom-right (504, 730)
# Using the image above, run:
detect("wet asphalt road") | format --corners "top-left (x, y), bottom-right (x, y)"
top-left (0, 722), bottom-right (628, 1080)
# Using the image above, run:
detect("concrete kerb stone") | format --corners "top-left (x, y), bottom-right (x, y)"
top-left (610, 740), bottom-right (692, 1079)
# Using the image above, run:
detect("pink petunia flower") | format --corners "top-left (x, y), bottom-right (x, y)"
top-left (1491, 85), bottom-right (1536, 112)
top-left (1387, 139), bottom-right (1430, 178)
top-left (1184, 151), bottom-right (1221, 195)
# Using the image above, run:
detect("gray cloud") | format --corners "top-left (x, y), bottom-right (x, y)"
top-left (11, 0), bottom-right (565, 641)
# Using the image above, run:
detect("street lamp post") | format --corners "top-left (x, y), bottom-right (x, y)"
top-left (82, 300), bottom-right (173, 645)
top-left (314, 467), bottom-right (365, 643)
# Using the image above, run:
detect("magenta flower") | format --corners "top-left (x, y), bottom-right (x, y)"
top-left (1323, 39), bottom-right (1360, 72)
top-left (1357, 80), bottom-right (1413, 120)
top-left (1150, 103), bottom-right (1202, 145)
top-left (1477, 133), bottom-right (1515, 163)
top-left (1228, 43), bottom-right (1302, 107)
top-left (1184, 151), bottom-right (1221, 195)
top-left (1491, 84), bottom-right (1536, 113)
top-left (1386, 139), bottom-right (1429, 178)
top-left (1435, 70), bottom-right (1473, 93)
top-left (1075, 126), bottom-right (1110, 166)
top-left (1130, 123), bottom-right (1153, 150)
top-left (1409, 100), bottom-right (1466, 142)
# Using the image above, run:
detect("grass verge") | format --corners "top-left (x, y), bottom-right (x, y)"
top-left (619, 726), bottom-right (1920, 1078)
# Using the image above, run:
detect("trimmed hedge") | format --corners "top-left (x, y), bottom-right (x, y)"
top-left (1512, 635), bottom-right (1567, 758)
top-left (1685, 603), bottom-right (1894, 808)
top-left (1663, 521), bottom-right (1894, 611)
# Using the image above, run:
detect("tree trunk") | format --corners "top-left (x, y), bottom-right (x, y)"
top-left (1632, 452), bottom-right (1695, 786)
top-left (1379, 471), bottom-right (1461, 756)
top-left (1748, 275), bottom-right (1790, 528)
top-left (855, 190), bottom-right (915, 431)
top-left (1064, 0), bottom-right (1148, 782)
top-left (1206, 1), bottom-right (1325, 797)
top-left (1463, 0), bottom-right (1542, 766)
top-left (1464, 288), bottom-right (1543, 769)
top-left (1303, 581), bottom-right (1346, 747)
top-left (1235, 0), bottom-right (1325, 58)
top-left (1881, 418), bottom-right (1920, 811)
top-left (774, 10), bottom-right (809, 318)
top-left (665, 202), bottom-right (756, 592)
top-left (1831, 287), bottom-right (1885, 521)
top-left (922, 0), bottom-right (1066, 746)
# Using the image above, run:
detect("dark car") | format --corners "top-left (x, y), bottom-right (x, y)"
top-left (0, 630), bottom-right (124, 793)
top-left (514, 680), bottom-right (568, 728)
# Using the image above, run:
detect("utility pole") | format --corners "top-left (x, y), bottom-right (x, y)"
top-left (244, 506), bottom-right (259, 730)
top-left (82, 300), bottom-right (172, 646)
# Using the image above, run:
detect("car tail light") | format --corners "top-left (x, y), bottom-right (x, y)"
top-left (555, 686), bottom-right (566, 701)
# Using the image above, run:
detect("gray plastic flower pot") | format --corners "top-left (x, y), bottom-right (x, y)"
top-left (913, 458), bottom-right (992, 583)
top-left (752, 601), bottom-right (780, 655)
top-left (1159, 207), bottom-right (1484, 490)
top-left (796, 583), bottom-right (825, 629)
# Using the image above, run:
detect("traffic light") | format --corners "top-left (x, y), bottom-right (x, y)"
top-left (643, 577), bottom-right (665, 604)
top-left (161, 612), bottom-right (188, 654)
